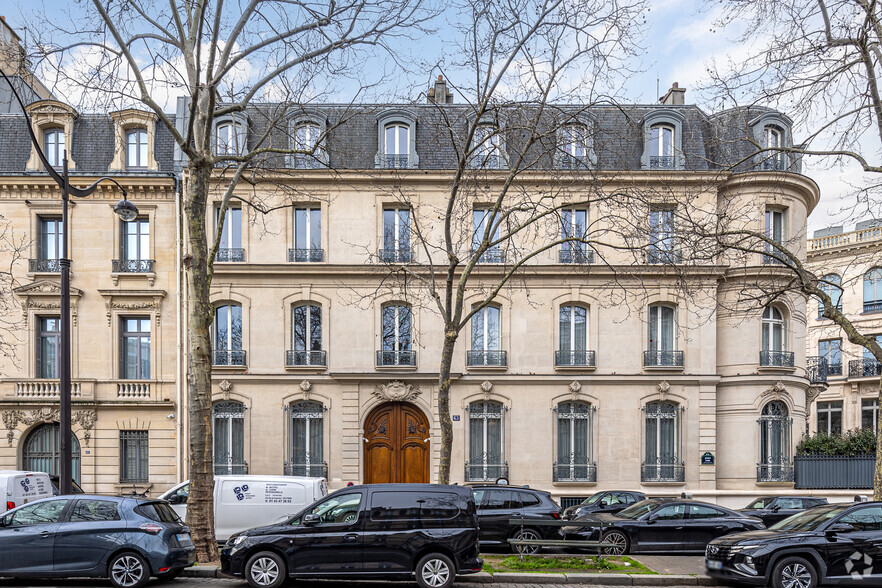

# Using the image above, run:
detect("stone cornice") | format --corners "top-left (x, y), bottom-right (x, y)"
top-left (0, 175), bottom-right (175, 201)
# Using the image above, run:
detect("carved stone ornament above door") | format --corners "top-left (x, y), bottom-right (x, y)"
top-left (372, 380), bottom-right (421, 403)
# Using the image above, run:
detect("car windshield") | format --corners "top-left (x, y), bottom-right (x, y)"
top-left (769, 504), bottom-right (850, 531)
top-left (746, 497), bottom-right (774, 509)
top-left (616, 500), bottom-right (658, 520)
top-left (582, 493), bottom-right (603, 506)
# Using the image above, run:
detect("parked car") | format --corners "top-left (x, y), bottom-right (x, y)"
top-left (221, 483), bottom-right (482, 588)
top-left (48, 475), bottom-right (85, 496)
top-left (738, 495), bottom-right (828, 527)
top-left (0, 470), bottom-right (53, 513)
top-left (158, 474), bottom-right (327, 542)
top-left (470, 484), bottom-right (562, 554)
top-left (562, 491), bottom-right (646, 520)
top-left (561, 498), bottom-right (764, 554)
top-left (0, 494), bottom-right (194, 587)
top-left (705, 501), bottom-right (882, 588)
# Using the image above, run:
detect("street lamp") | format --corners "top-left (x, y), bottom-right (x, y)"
top-left (1, 70), bottom-right (139, 494)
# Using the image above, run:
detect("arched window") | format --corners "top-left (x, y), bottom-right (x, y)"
top-left (557, 305), bottom-right (591, 366)
top-left (375, 111), bottom-right (418, 169)
top-left (293, 122), bottom-right (324, 169)
top-left (818, 274), bottom-right (843, 318)
top-left (645, 303), bottom-right (681, 366)
top-left (469, 304), bottom-right (506, 366)
top-left (126, 129), bottom-right (148, 169)
top-left (23, 423), bottom-right (81, 483)
top-left (384, 123), bottom-right (410, 168)
top-left (213, 401), bottom-right (246, 474)
top-left (758, 401), bottom-right (792, 482)
top-left (472, 126), bottom-right (506, 169)
top-left (649, 124), bottom-right (675, 168)
top-left (43, 128), bottom-right (64, 168)
top-left (213, 304), bottom-right (244, 366)
top-left (560, 124), bottom-right (590, 169)
top-left (215, 121), bottom-right (247, 156)
top-left (289, 303), bottom-right (325, 366)
top-left (865, 268), bottom-right (882, 313)
top-left (379, 304), bottom-right (414, 366)
top-left (466, 400), bottom-right (505, 481)
top-left (642, 401), bottom-right (682, 482)
top-left (555, 401), bottom-right (595, 481)
top-left (287, 400), bottom-right (325, 477)
top-left (761, 306), bottom-right (792, 367)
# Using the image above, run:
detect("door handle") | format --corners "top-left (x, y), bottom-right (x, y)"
top-left (343, 534), bottom-right (358, 542)
top-left (40, 531), bottom-right (51, 537)
top-left (511, 513), bottom-right (523, 517)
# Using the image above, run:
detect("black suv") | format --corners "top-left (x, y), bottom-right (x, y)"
top-left (470, 484), bottom-right (562, 554)
top-left (739, 495), bottom-right (828, 526)
top-left (563, 491), bottom-right (646, 520)
top-left (706, 501), bottom-right (882, 588)
top-left (221, 484), bottom-right (482, 588)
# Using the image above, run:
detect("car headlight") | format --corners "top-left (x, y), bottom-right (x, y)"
top-left (228, 535), bottom-right (246, 547)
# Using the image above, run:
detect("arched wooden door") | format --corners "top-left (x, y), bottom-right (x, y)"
top-left (364, 402), bottom-right (430, 484)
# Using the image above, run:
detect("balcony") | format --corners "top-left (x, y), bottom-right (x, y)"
top-left (559, 249), bottom-right (594, 264)
top-left (288, 248), bottom-right (324, 263)
top-left (760, 350), bottom-right (795, 368)
top-left (116, 381), bottom-right (151, 399)
top-left (215, 248), bottom-right (245, 262)
top-left (471, 248), bottom-right (504, 264)
top-left (643, 350), bottom-right (684, 368)
top-left (29, 258), bottom-right (61, 272)
top-left (849, 358), bottom-right (882, 378)
top-left (376, 350), bottom-right (416, 367)
top-left (809, 225), bottom-right (882, 252)
top-left (214, 462), bottom-right (249, 475)
top-left (554, 350), bottom-right (596, 368)
top-left (378, 248), bottom-right (414, 263)
top-left (828, 362), bottom-right (843, 376)
top-left (761, 157), bottom-right (788, 171)
top-left (384, 154), bottom-right (410, 169)
top-left (467, 350), bottom-right (508, 368)
top-left (649, 155), bottom-right (675, 170)
top-left (286, 350), bottom-right (327, 367)
top-left (757, 460), bottom-right (794, 483)
top-left (553, 462), bottom-right (597, 483)
top-left (112, 259), bottom-right (155, 273)
top-left (763, 251), bottom-right (786, 265)
top-left (465, 461), bottom-right (509, 482)
top-left (864, 301), bottom-right (882, 314)
top-left (646, 249), bottom-right (682, 265)
top-left (806, 356), bottom-right (828, 384)
top-left (641, 460), bottom-right (685, 483)
top-left (559, 155), bottom-right (589, 170)
top-left (284, 462), bottom-right (328, 479)
top-left (213, 350), bottom-right (247, 367)
top-left (14, 380), bottom-right (82, 399)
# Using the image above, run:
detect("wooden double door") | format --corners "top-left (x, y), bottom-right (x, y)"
top-left (364, 402), bottom-right (430, 484)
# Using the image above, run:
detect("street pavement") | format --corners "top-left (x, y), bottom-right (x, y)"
top-left (0, 581), bottom-right (722, 588)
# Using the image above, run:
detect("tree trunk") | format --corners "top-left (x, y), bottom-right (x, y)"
top-left (184, 163), bottom-right (218, 563)
top-left (875, 375), bottom-right (882, 501)
top-left (437, 331), bottom-right (458, 484)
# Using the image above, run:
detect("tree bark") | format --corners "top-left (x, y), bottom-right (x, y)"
top-left (437, 331), bottom-right (458, 484)
top-left (875, 375), bottom-right (882, 501)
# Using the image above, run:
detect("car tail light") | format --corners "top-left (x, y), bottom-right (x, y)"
top-left (551, 512), bottom-right (561, 519)
top-left (6, 501), bottom-right (14, 511)
top-left (158, 567), bottom-right (170, 573)
top-left (140, 523), bottom-right (163, 535)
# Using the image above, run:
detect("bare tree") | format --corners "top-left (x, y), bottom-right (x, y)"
top-left (29, 0), bottom-right (431, 562)
top-left (0, 213), bottom-right (27, 373)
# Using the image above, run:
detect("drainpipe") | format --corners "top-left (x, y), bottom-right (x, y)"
top-left (174, 173), bottom-right (183, 483)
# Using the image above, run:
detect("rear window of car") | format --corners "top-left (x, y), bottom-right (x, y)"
top-left (70, 499), bottom-right (120, 522)
top-left (519, 492), bottom-right (541, 507)
top-left (135, 502), bottom-right (181, 523)
top-left (370, 491), bottom-right (461, 520)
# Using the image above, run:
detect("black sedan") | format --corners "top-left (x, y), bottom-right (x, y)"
top-left (562, 499), bottom-right (764, 554)
top-left (0, 495), bottom-right (195, 587)
top-left (739, 495), bottom-right (827, 526)
top-left (562, 490), bottom-right (646, 520)
top-left (706, 501), bottom-right (882, 588)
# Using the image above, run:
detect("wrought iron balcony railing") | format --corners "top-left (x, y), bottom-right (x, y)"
top-left (29, 258), bottom-right (61, 272)
top-left (376, 350), bottom-right (417, 367)
top-left (214, 462), bottom-right (249, 475)
top-left (649, 155), bottom-right (675, 169)
top-left (288, 248), bottom-right (324, 262)
top-left (757, 461), bottom-right (794, 483)
top-left (643, 350), bottom-right (684, 367)
top-left (112, 259), bottom-right (155, 273)
top-left (471, 248), bottom-right (504, 264)
top-left (384, 154), bottom-right (410, 169)
top-left (646, 249), bottom-right (682, 264)
top-left (465, 461), bottom-right (509, 482)
top-left (291, 156), bottom-right (324, 169)
top-left (215, 248), bottom-right (245, 262)
top-left (559, 249), bottom-right (594, 264)
top-left (849, 358), bottom-right (882, 378)
top-left (864, 301), bottom-right (882, 314)
top-left (641, 460), bottom-right (685, 483)
top-left (553, 462), bottom-right (597, 483)
top-left (555, 350), bottom-right (596, 367)
top-left (828, 362), bottom-right (843, 376)
top-left (806, 356), bottom-right (828, 384)
top-left (378, 248), bottom-right (414, 263)
top-left (559, 155), bottom-right (589, 170)
top-left (763, 249), bottom-right (786, 265)
top-left (760, 350), bottom-right (795, 368)
top-left (467, 350), bottom-right (508, 367)
top-left (284, 462), bottom-right (328, 479)
top-left (761, 158), bottom-right (788, 171)
top-left (286, 350), bottom-right (327, 367)
top-left (213, 349), bottom-right (247, 366)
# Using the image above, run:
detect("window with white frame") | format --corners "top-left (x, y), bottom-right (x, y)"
top-left (215, 206), bottom-right (243, 262)
top-left (467, 400), bottom-right (505, 481)
top-left (214, 304), bottom-right (244, 366)
top-left (865, 268), bottom-right (882, 313)
top-left (384, 123), bottom-right (410, 168)
top-left (37, 316), bottom-right (61, 379)
top-left (816, 401), bottom-right (842, 436)
top-left (761, 306), bottom-right (791, 367)
top-left (216, 121), bottom-right (247, 156)
top-left (648, 207), bottom-right (678, 264)
top-left (43, 128), bottom-right (64, 168)
top-left (33, 215), bottom-right (63, 272)
top-left (555, 401), bottom-right (594, 481)
top-left (293, 123), bottom-right (323, 169)
top-left (213, 401), bottom-right (246, 474)
top-left (472, 126), bottom-right (505, 169)
top-left (762, 125), bottom-right (787, 171)
top-left (646, 303), bottom-right (679, 366)
top-left (381, 207), bottom-right (411, 262)
top-left (472, 208), bottom-right (502, 263)
top-left (291, 207), bottom-right (322, 262)
top-left (819, 339), bottom-right (842, 376)
top-left (642, 401), bottom-right (682, 481)
top-left (288, 400), bottom-right (325, 477)
top-left (819, 274), bottom-right (843, 318)
top-left (649, 125), bottom-right (675, 169)
top-left (379, 304), bottom-right (414, 366)
top-left (557, 305), bottom-right (589, 366)
top-left (764, 208), bottom-right (786, 264)
top-left (126, 129), bottom-right (148, 169)
top-left (120, 317), bottom-right (151, 379)
top-left (862, 398), bottom-right (879, 432)
top-left (117, 217), bottom-right (151, 273)
top-left (290, 303), bottom-right (324, 366)
top-left (560, 125), bottom-right (589, 169)
top-left (757, 400), bottom-right (792, 482)
top-left (560, 208), bottom-right (589, 263)
top-left (469, 304), bottom-right (504, 367)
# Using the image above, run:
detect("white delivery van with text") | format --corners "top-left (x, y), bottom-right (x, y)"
top-left (0, 471), bottom-right (53, 513)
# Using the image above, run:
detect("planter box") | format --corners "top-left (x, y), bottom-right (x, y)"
top-left (794, 455), bottom-right (875, 489)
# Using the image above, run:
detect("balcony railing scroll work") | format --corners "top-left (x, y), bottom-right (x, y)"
top-left (559, 249), bottom-right (594, 264)
top-left (465, 461), bottom-right (509, 483)
top-left (643, 350), bottom-right (684, 367)
top-left (284, 462), bottom-right (328, 479)
top-left (760, 350), bottom-right (795, 368)
top-left (553, 461), bottom-right (597, 483)
top-left (806, 356), bottom-right (829, 384)
top-left (288, 248), bottom-right (324, 263)
top-left (467, 350), bottom-right (508, 367)
top-left (641, 458), bottom-right (685, 483)
top-left (213, 350), bottom-right (247, 367)
top-left (376, 350), bottom-right (416, 367)
top-left (112, 259), bottom-right (155, 273)
top-left (849, 358), bottom-right (882, 378)
top-left (286, 350), bottom-right (327, 367)
top-left (555, 350), bottom-right (596, 367)
top-left (649, 155), bottom-right (675, 170)
top-left (215, 248), bottom-right (245, 262)
top-left (29, 258), bottom-right (61, 272)
top-left (379, 249), bottom-right (414, 263)
top-left (757, 459), bottom-right (794, 483)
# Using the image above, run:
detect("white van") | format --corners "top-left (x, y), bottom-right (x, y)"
top-left (0, 470), bottom-right (53, 513)
top-left (158, 475), bottom-right (327, 541)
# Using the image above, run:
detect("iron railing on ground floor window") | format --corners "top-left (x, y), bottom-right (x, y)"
top-left (284, 462), bottom-right (328, 479)
top-left (553, 462), bottom-right (597, 483)
top-left (213, 349), bottom-right (247, 366)
top-left (214, 463), bottom-right (249, 475)
top-left (555, 350), bottom-right (596, 367)
top-left (464, 462), bottom-right (509, 482)
top-left (376, 350), bottom-right (416, 367)
top-left (286, 350), bottom-right (327, 367)
top-left (757, 460), bottom-right (794, 483)
top-left (467, 350), bottom-right (508, 367)
top-left (641, 460), bottom-right (685, 483)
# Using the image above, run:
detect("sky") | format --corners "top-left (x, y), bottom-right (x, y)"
top-left (3, 0), bottom-right (872, 234)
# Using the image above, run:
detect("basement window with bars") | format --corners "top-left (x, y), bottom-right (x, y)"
top-left (120, 430), bottom-right (149, 483)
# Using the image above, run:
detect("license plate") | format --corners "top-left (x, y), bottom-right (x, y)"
top-left (176, 533), bottom-right (193, 545)
top-left (707, 559), bottom-right (723, 570)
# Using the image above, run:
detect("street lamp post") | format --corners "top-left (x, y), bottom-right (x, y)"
top-left (1, 69), bottom-right (138, 494)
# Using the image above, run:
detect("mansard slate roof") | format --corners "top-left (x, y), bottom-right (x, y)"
top-left (0, 101), bottom-right (792, 175)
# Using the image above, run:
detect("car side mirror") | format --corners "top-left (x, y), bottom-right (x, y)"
top-left (827, 523), bottom-right (855, 534)
top-left (303, 513), bottom-right (321, 526)
top-left (599, 500), bottom-right (609, 508)
top-left (0, 516), bottom-right (6, 527)
top-left (646, 515), bottom-right (657, 524)
top-left (770, 505), bottom-right (781, 512)
top-left (167, 494), bottom-right (185, 505)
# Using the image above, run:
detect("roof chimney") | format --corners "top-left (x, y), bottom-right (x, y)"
top-left (660, 82), bottom-right (686, 106)
top-left (428, 75), bottom-right (454, 104)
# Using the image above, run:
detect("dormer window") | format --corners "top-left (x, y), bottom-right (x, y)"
top-left (750, 112), bottom-right (794, 172)
top-left (44, 128), bottom-right (64, 168)
top-left (472, 126), bottom-right (506, 169)
top-left (762, 125), bottom-right (786, 171)
top-left (375, 111), bottom-right (418, 169)
top-left (216, 121), bottom-right (247, 156)
top-left (640, 110), bottom-right (685, 171)
top-left (25, 100), bottom-right (78, 171)
top-left (126, 129), bottom-right (148, 169)
top-left (560, 125), bottom-right (589, 169)
top-left (385, 124), bottom-right (409, 168)
top-left (110, 109), bottom-right (159, 172)
top-left (649, 125), bottom-right (674, 169)
top-left (293, 123), bottom-right (322, 169)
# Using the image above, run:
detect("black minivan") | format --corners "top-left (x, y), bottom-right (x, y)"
top-left (221, 484), bottom-right (482, 588)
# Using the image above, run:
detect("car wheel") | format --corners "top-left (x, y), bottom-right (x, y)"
top-left (601, 530), bottom-right (630, 555)
top-left (245, 551), bottom-right (287, 588)
top-left (155, 568), bottom-right (183, 582)
top-left (512, 528), bottom-right (543, 555)
top-left (772, 556), bottom-right (817, 588)
top-left (415, 553), bottom-right (455, 588)
top-left (108, 551), bottom-right (150, 588)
